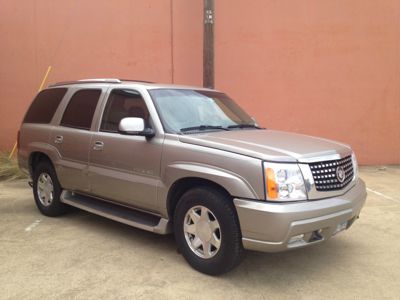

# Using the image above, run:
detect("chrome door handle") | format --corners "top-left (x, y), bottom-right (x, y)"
top-left (93, 141), bottom-right (104, 151)
top-left (54, 135), bottom-right (63, 144)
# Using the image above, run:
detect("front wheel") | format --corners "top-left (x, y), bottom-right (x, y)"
top-left (174, 187), bottom-right (244, 275)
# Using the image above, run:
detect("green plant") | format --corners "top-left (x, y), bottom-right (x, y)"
top-left (0, 152), bottom-right (27, 181)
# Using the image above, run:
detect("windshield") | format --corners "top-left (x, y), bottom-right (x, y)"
top-left (149, 89), bottom-right (256, 133)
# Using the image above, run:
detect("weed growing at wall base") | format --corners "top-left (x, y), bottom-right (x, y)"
top-left (0, 152), bottom-right (27, 181)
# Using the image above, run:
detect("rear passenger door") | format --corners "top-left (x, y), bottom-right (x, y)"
top-left (88, 88), bottom-right (163, 212)
top-left (51, 88), bottom-right (105, 192)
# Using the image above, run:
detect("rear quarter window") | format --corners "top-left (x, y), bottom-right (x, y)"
top-left (23, 88), bottom-right (67, 124)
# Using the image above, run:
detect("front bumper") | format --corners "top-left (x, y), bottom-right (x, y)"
top-left (234, 179), bottom-right (367, 252)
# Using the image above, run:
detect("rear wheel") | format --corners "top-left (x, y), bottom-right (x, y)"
top-left (32, 161), bottom-right (68, 217)
top-left (174, 187), bottom-right (244, 275)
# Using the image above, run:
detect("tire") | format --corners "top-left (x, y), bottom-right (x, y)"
top-left (32, 161), bottom-right (68, 217)
top-left (173, 187), bottom-right (244, 275)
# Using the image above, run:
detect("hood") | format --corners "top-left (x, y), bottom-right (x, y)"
top-left (179, 129), bottom-right (352, 163)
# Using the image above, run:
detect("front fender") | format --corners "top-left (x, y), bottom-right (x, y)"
top-left (157, 162), bottom-right (261, 216)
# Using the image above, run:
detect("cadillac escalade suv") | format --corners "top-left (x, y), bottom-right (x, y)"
top-left (18, 78), bottom-right (367, 275)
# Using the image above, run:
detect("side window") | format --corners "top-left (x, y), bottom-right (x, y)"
top-left (60, 89), bottom-right (101, 130)
top-left (23, 88), bottom-right (67, 124)
top-left (100, 89), bottom-right (150, 133)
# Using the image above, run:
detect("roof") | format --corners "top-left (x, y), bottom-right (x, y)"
top-left (49, 78), bottom-right (217, 92)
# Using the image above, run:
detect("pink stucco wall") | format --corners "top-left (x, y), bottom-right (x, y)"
top-left (0, 0), bottom-right (399, 164)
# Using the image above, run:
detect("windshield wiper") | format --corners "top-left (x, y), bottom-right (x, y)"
top-left (227, 124), bottom-right (264, 129)
top-left (180, 125), bottom-right (229, 133)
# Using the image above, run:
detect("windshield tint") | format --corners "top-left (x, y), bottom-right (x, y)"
top-left (149, 89), bottom-right (255, 133)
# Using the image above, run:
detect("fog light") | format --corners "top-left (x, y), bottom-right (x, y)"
top-left (288, 234), bottom-right (305, 246)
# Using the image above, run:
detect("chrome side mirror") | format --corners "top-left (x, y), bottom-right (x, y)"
top-left (118, 117), bottom-right (155, 138)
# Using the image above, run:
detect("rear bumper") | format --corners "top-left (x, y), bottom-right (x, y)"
top-left (234, 179), bottom-right (367, 252)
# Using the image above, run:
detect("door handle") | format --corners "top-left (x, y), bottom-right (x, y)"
top-left (54, 135), bottom-right (63, 144)
top-left (93, 141), bottom-right (104, 151)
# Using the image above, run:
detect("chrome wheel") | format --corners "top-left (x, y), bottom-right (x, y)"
top-left (37, 172), bottom-right (54, 207)
top-left (183, 205), bottom-right (221, 259)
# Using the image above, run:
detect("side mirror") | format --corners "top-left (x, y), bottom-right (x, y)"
top-left (118, 117), bottom-right (155, 138)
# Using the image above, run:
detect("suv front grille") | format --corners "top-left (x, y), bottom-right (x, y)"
top-left (309, 156), bottom-right (354, 191)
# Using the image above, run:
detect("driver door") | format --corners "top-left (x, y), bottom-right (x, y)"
top-left (88, 89), bottom-right (162, 212)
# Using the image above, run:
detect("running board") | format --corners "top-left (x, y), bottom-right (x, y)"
top-left (60, 191), bottom-right (171, 234)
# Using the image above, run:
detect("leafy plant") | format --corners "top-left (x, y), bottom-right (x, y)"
top-left (0, 152), bottom-right (28, 181)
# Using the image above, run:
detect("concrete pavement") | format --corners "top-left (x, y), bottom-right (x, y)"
top-left (1, 166), bottom-right (399, 299)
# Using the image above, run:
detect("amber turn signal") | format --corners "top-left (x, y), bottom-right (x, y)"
top-left (266, 168), bottom-right (278, 199)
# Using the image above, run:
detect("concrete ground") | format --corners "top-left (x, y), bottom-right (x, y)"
top-left (1, 166), bottom-right (399, 299)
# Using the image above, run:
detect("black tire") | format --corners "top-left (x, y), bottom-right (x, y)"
top-left (174, 187), bottom-right (244, 275)
top-left (32, 161), bottom-right (68, 217)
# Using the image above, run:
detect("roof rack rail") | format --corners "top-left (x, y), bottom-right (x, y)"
top-left (119, 79), bottom-right (155, 83)
top-left (79, 78), bottom-right (121, 83)
top-left (50, 78), bottom-right (122, 87)
top-left (50, 78), bottom-right (155, 87)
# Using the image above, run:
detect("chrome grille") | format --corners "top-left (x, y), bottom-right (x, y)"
top-left (309, 156), bottom-right (354, 191)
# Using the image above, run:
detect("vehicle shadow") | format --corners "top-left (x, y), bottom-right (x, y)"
top-left (65, 208), bottom-right (178, 249)
top-left (223, 236), bottom-right (356, 290)
top-left (64, 207), bottom-right (354, 286)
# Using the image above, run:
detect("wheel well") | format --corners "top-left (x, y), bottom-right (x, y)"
top-left (29, 152), bottom-right (53, 175)
top-left (167, 177), bottom-right (232, 220)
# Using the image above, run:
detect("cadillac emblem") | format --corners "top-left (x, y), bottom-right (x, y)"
top-left (336, 166), bottom-right (346, 183)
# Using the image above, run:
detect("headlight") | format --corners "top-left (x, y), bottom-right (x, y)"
top-left (351, 152), bottom-right (358, 180)
top-left (264, 162), bottom-right (307, 201)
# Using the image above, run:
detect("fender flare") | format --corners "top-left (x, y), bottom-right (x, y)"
top-left (162, 162), bottom-right (260, 201)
